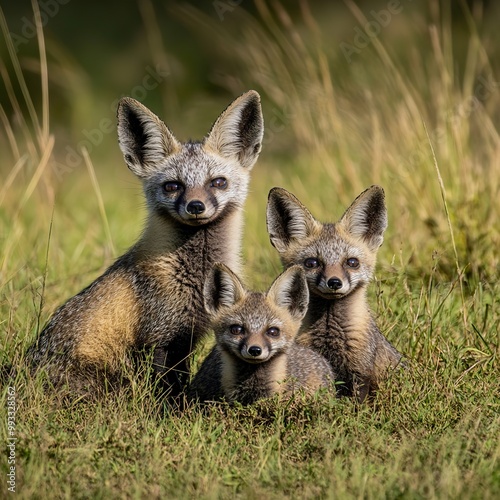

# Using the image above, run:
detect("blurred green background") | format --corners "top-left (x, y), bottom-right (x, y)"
top-left (2, 0), bottom-right (499, 163)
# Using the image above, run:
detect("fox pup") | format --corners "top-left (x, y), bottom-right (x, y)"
top-left (266, 186), bottom-right (403, 401)
top-left (27, 91), bottom-right (264, 397)
top-left (188, 264), bottom-right (334, 405)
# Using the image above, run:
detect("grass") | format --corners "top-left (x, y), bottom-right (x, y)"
top-left (1, 1), bottom-right (499, 498)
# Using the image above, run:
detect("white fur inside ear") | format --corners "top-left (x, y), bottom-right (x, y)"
top-left (204, 91), bottom-right (263, 169)
top-left (267, 189), bottom-right (319, 252)
top-left (346, 208), bottom-right (370, 239)
top-left (285, 199), bottom-right (316, 240)
top-left (204, 265), bottom-right (246, 315)
top-left (208, 105), bottom-right (244, 159)
top-left (217, 271), bottom-right (243, 308)
top-left (339, 186), bottom-right (388, 249)
top-left (268, 266), bottom-right (309, 322)
top-left (117, 97), bottom-right (180, 177)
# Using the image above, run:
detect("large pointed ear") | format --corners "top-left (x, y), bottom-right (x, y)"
top-left (267, 265), bottom-right (309, 322)
top-left (204, 263), bottom-right (247, 316)
top-left (339, 185), bottom-right (388, 251)
top-left (117, 97), bottom-right (181, 178)
top-left (266, 187), bottom-right (320, 253)
top-left (204, 90), bottom-right (264, 170)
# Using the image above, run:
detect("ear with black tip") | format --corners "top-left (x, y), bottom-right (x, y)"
top-left (266, 187), bottom-right (320, 253)
top-left (204, 263), bottom-right (247, 316)
top-left (204, 90), bottom-right (264, 170)
top-left (339, 185), bottom-right (388, 251)
top-left (267, 265), bottom-right (309, 323)
top-left (117, 97), bottom-right (181, 178)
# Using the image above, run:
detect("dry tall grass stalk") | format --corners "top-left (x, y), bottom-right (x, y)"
top-left (82, 147), bottom-right (116, 256)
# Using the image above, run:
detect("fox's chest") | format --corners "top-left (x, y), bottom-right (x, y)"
top-left (299, 303), bottom-right (354, 376)
top-left (227, 368), bottom-right (275, 404)
top-left (304, 311), bottom-right (348, 359)
top-left (134, 234), bottom-right (223, 345)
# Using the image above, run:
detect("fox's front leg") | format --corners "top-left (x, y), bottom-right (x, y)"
top-left (152, 345), bottom-right (190, 401)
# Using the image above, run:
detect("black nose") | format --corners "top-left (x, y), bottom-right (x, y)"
top-left (327, 277), bottom-right (343, 290)
top-left (248, 346), bottom-right (262, 357)
top-left (186, 200), bottom-right (205, 215)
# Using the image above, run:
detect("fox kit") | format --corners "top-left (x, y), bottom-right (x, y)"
top-left (27, 91), bottom-right (264, 397)
top-left (266, 186), bottom-right (403, 401)
top-left (188, 264), bottom-right (334, 405)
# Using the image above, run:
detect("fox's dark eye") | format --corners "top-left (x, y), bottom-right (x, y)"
top-left (304, 257), bottom-right (320, 269)
top-left (230, 325), bottom-right (244, 335)
top-left (266, 327), bottom-right (280, 337)
top-left (211, 177), bottom-right (227, 189)
top-left (164, 182), bottom-right (182, 192)
top-left (346, 257), bottom-right (359, 268)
